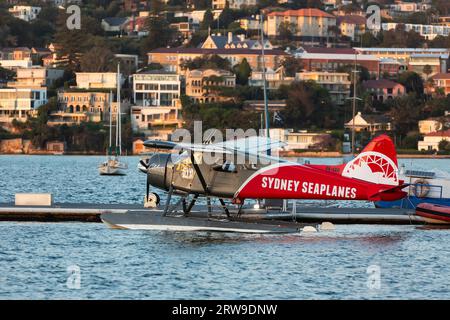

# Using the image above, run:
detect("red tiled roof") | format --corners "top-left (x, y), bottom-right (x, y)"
top-left (337, 15), bottom-right (366, 25)
top-left (267, 8), bottom-right (335, 19)
top-left (148, 47), bottom-right (288, 56)
top-left (425, 129), bottom-right (450, 137)
top-left (363, 79), bottom-right (404, 89)
top-left (432, 73), bottom-right (450, 80)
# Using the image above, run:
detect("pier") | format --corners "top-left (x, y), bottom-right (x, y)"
top-left (0, 195), bottom-right (424, 225)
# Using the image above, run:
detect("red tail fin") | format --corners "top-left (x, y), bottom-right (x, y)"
top-left (342, 135), bottom-right (399, 186)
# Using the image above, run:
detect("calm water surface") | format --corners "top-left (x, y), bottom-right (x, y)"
top-left (0, 155), bottom-right (450, 299)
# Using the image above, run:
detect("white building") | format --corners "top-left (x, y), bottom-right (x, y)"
top-left (0, 88), bottom-right (47, 123)
top-left (0, 60), bottom-right (33, 70)
top-left (418, 130), bottom-right (450, 151)
top-left (389, 1), bottom-right (432, 14)
top-left (75, 72), bottom-right (119, 90)
top-left (130, 106), bottom-right (182, 134)
top-left (8, 6), bottom-right (42, 22)
top-left (212, 0), bottom-right (257, 10)
top-left (132, 71), bottom-right (181, 107)
top-left (8, 67), bottom-right (64, 88)
top-left (382, 23), bottom-right (450, 40)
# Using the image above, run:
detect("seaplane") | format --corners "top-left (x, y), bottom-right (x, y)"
top-left (100, 134), bottom-right (409, 233)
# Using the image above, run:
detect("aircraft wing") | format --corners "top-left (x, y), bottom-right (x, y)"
top-left (219, 136), bottom-right (287, 155)
top-left (143, 136), bottom-right (286, 157)
top-left (143, 140), bottom-right (232, 154)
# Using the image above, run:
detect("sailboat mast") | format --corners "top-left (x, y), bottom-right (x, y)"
top-left (109, 90), bottom-right (112, 152)
top-left (116, 63), bottom-right (121, 156)
top-left (260, 13), bottom-right (270, 155)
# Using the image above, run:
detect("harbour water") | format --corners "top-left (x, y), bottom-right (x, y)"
top-left (1, 155), bottom-right (450, 299)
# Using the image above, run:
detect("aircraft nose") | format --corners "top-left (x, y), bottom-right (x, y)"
top-left (147, 153), bottom-right (173, 190)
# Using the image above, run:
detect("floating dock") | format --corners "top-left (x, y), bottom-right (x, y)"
top-left (0, 202), bottom-right (426, 225)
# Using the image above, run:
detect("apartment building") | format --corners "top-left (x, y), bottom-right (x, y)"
top-left (362, 79), bottom-right (406, 102)
top-left (7, 67), bottom-right (64, 88)
top-left (132, 71), bottom-right (181, 107)
top-left (265, 8), bottom-right (336, 42)
top-left (382, 23), bottom-right (450, 40)
top-left (295, 72), bottom-right (351, 106)
top-left (0, 88), bottom-right (47, 124)
top-left (431, 73), bottom-right (450, 96)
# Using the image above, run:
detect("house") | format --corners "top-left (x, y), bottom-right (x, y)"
top-left (185, 68), bottom-right (236, 103)
top-left (418, 129), bottom-right (450, 151)
top-left (0, 87), bottom-right (47, 124)
top-left (431, 73), bottom-right (450, 96)
top-left (388, 1), bottom-right (432, 16)
top-left (284, 131), bottom-right (332, 151)
top-left (337, 15), bottom-right (366, 42)
top-left (75, 72), bottom-right (120, 90)
top-left (212, 0), bottom-right (257, 9)
top-left (170, 22), bottom-right (198, 40)
top-left (7, 67), bottom-right (64, 88)
top-left (201, 32), bottom-right (272, 50)
top-left (249, 67), bottom-right (294, 90)
top-left (130, 105), bottom-right (182, 134)
top-left (132, 70), bottom-right (181, 107)
top-left (363, 79), bottom-right (406, 102)
top-left (295, 71), bottom-right (351, 106)
top-left (51, 91), bottom-right (112, 124)
top-left (123, 15), bottom-right (148, 36)
top-left (147, 47), bottom-right (287, 73)
top-left (418, 119), bottom-right (444, 135)
top-left (8, 6), bottom-right (41, 22)
top-left (265, 8), bottom-right (337, 43)
top-left (115, 54), bottom-right (139, 74)
top-left (345, 112), bottom-right (392, 133)
top-left (101, 17), bottom-right (130, 33)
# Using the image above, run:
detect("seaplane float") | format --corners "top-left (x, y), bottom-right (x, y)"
top-left (101, 134), bottom-right (409, 233)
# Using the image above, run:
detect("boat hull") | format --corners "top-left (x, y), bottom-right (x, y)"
top-left (416, 203), bottom-right (450, 224)
top-left (99, 166), bottom-right (127, 176)
top-left (101, 211), bottom-right (302, 234)
top-left (375, 197), bottom-right (450, 209)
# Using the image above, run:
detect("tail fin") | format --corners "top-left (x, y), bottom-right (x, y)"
top-left (342, 134), bottom-right (399, 186)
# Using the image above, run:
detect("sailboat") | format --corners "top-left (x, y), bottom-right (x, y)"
top-left (99, 64), bottom-right (128, 176)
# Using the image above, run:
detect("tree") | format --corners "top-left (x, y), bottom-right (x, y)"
top-left (281, 81), bottom-right (337, 129)
top-left (141, 16), bottom-right (175, 53)
top-left (398, 71), bottom-right (424, 96)
top-left (233, 58), bottom-right (252, 85)
top-left (80, 46), bottom-right (115, 72)
top-left (218, 1), bottom-right (234, 29)
top-left (282, 57), bottom-right (303, 77)
top-left (387, 94), bottom-right (424, 137)
top-left (278, 22), bottom-right (295, 41)
top-left (200, 9), bottom-right (214, 31)
top-left (181, 54), bottom-right (232, 71)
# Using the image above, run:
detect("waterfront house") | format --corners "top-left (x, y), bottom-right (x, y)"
top-left (418, 129), bottom-right (450, 151)
top-left (0, 87), bottom-right (47, 124)
top-left (345, 112), bottom-right (392, 133)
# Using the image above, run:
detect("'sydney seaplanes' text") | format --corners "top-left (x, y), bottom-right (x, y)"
top-left (261, 177), bottom-right (358, 199)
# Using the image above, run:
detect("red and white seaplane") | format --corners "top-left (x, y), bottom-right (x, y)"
top-left (101, 134), bottom-right (409, 233)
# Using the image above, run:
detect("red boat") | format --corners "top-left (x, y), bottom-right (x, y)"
top-left (416, 203), bottom-right (450, 224)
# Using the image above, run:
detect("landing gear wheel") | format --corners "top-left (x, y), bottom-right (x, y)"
top-left (144, 192), bottom-right (160, 208)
